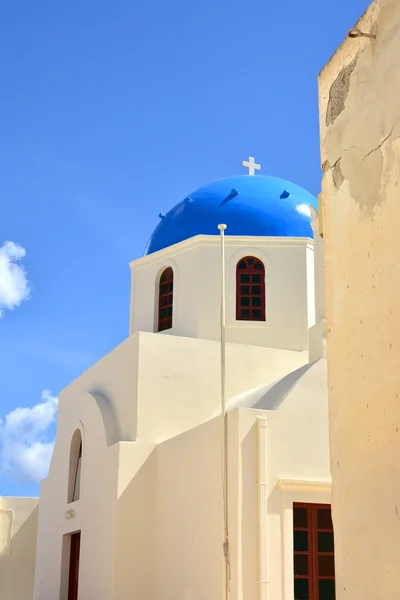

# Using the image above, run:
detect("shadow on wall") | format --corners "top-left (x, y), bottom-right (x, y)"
top-left (114, 448), bottom-right (157, 600)
top-left (114, 417), bottom-right (223, 600)
top-left (0, 505), bottom-right (38, 600)
top-left (251, 361), bottom-right (318, 412)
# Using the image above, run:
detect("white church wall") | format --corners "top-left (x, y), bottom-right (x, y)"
top-left (31, 247), bottom-right (325, 600)
top-left (235, 409), bottom-right (259, 600)
top-left (62, 333), bottom-right (139, 442)
top-left (265, 358), bottom-right (330, 485)
top-left (33, 387), bottom-right (121, 599)
top-left (113, 414), bottom-right (241, 600)
top-left (314, 227), bottom-right (325, 324)
top-left (114, 440), bottom-right (157, 600)
top-left (0, 497), bottom-right (38, 600)
top-left (267, 359), bottom-right (330, 600)
top-left (308, 214), bottom-right (325, 362)
top-left (135, 330), bottom-right (309, 443)
top-left (112, 416), bottom-right (236, 600)
top-left (34, 333), bottom-right (141, 597)
top-left (129, 244), bottom-right (199, 338)
top-left (112, 357), bottom-right (330, 600)
top-left (153, 416), bottom-right (226, 600)
top-left (34, 334), bottom-right (143, 598)
top-left (224, 240), bottom-right (312, 351)
top-left (129, 235), bottom-right (315, 352)
top-left (306, 243), bottom-right (316, 329)
top-left (236, 359), bottom-right (330, 600)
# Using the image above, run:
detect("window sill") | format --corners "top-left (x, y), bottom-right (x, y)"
top-left (228, 321), bottom-right (272, 329)
top-left (66, 499), bottom-right (81, 508)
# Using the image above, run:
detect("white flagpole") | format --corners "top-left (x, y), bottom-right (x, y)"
top-left (218, 223), bottom-right (230, 600)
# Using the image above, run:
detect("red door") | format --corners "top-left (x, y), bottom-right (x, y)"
top-left (68, 532), bottom-right (81, 600)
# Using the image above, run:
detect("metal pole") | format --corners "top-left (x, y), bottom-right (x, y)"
top-left (218, 223), bottom-right (230, 600)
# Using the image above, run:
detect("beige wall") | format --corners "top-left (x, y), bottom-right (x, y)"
top-left (319, 0), bottom-right (400, 597)
top-left (0, 497), bottom-right (38, 600)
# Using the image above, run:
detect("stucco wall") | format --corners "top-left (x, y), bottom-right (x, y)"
top-left (130, 235), bottom-right (315, 352)
top-left (319, 0), bottom-right (400, 597)
top-left (34, 334), bottom-right (141, 599)
top-left (135, 330), bottom-right (309, 442)
top-left (154, 417), bottom-right (225, 600)
top-left (238, 359), bottom-right (331, 600)
top-left (114, 440), bottom-right (157, 600)
top-left (33, 323), bottom-right (309, 600)
top-left (33, 392), bottom-right (120, 600)
top-left (33, 351), bottom-right (330, 600)
top-left (0, 497), bottom-right (38, 600)
top-left (114, 416), bottom-right (238, 600)
top-left (114, 359), bottom-right (330, 600)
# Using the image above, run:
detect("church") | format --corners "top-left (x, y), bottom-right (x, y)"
top-left (2, 160), bottom-right (333, 600)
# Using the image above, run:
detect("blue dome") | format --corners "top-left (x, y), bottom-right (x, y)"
top-left (144, 175), bottom-right (317, 255)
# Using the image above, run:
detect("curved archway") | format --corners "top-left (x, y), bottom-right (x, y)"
top-left (157, 267), bottom-right (174, 331)
top-left (68, 429), bottom-right (83, 503)
top-left (236, 256), bottom-right (266, 321)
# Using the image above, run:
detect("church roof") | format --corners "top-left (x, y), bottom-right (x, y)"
top-left (144, 174), bottom-right (318, 255)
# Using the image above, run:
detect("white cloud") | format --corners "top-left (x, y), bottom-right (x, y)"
top-left (0, 241), bottom-right (31, 317)
top-left (0, 390), bottom-right (58, 484)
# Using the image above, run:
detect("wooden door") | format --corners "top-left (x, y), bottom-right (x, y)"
top-left (68, 532), bottom-right (81, 600)
top-left (293, 504), bottom-right (335, 600)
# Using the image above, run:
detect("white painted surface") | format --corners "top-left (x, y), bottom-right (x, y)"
top-left (32, 346), bottom-right (329, 600)
top-left (236, 359), bottom-right (331, 600)
top-left (27, 230), bottom-right (329, 600)
top-left (130, 235), bottom-right (317, 353)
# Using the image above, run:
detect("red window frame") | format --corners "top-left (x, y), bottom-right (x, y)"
top-left (293, 503), bottom-right (335, 600)
top-left (158, 267), bottom-right (174, 332)
top-left (236, 256), bottom-right (266, 321)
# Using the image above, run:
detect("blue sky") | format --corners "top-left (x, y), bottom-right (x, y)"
top-left (0, 0), bottom-right (369, 496)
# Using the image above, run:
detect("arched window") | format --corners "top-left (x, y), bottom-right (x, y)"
top-left (236, 256), bottom-right (266, 321)
top-left (158, 267), bottom-right (174, 332)
top-left (68, 430), bottom-right (83, 503)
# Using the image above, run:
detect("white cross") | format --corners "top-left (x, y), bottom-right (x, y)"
top-left (242, 156), bottom-right (261, 176)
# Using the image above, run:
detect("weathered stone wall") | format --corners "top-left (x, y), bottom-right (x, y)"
top-left (319, 0), bottom-right (400, 598)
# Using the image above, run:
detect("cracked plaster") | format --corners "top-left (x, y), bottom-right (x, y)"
top-left (320, 0), bottom-right (400, 217)
top-left (318, 1), bottom-right (400, 599)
